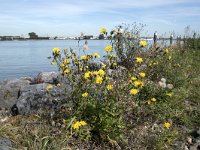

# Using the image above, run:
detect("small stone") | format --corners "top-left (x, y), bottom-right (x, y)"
top-left (51, 121), bottom-right (56, 126)
top-left (0, 116), bottom-right (9, 123)
top-left (195, 139), bottom-right (200, 144)
top-left (185, 145), bottom-right (189, 150)
top-left (187, 137), bottom-right (193, 144)
top-left (189, 144), bottom-right (198, 150)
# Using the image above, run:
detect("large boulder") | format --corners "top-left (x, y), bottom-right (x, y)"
top-left (0, 137), bottom-right (12, 150)
top-left (0, 72), bottom-right (73, 116)
top-left (15, 82), bottom-right (72, 115)
top-left (0, 79), bottom-right (30, 109)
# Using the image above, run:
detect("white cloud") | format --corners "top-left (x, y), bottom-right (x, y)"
top-left (0, 0), bottom-right (199, 36)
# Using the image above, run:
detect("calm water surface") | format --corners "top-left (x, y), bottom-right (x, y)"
top-left (0, 40), bottom-right (109, 80)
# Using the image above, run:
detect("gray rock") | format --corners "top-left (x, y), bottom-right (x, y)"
top-left (108, 66), bottom-right (128, 79)
top-left (88, 61), bottom-right (102, 71)
top-left (0, 137), bottom-right (12, 150)
top-left (0, 72), bottom-right (74, 115)
top-left (0, 79), bottom-right (30, 109)
top-left (15, 83), bottom-right (72, 115)
top-left (185, 145), bottom-right (189, 150)
top-left (189, 144), bottom-right (199, 150)
top-left (34, 72), bottom-right (59, 84)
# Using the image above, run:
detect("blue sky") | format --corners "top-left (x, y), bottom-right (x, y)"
top-left (0, 0), bottom-right (200, 37)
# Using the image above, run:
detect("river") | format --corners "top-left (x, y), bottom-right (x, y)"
top-left (0, 40), bottom-right (110, 80)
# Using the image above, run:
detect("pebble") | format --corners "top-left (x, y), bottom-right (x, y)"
top-left (187, 137), bottom-right (193, 144)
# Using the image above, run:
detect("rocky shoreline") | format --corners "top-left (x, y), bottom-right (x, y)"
top-left (0, 72), bottom-right (72, 118)
top-left (1, 70), bottom-right (200, 150)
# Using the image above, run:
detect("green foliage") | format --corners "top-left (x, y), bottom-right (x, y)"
top-left (49, 47), bottom-right (125, 143)
top-left (108, 23), bottom-right (147, 69)
top-left (185, 38), bottom-right (200, 50)
top-left (1, 26), bottom-right (199, 149)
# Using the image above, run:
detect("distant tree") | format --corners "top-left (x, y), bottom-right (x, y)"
top-left (28, 32), bottom-right (38, 39)
top-left (99, 34), bottom-right (104, 39)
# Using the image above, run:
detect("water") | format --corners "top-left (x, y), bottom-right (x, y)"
top-left (0, 40), bottom-right (109, 80)
top-left (0, 39), bottom-right (175, 80)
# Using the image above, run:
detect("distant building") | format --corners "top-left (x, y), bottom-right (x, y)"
top-left (0, 36), bottom-right (21, 40)
top-left (28, 32), bottom-right (49, 40)
top-left (83, 35), bottom-right (93, 39)
top-left (28, 32), bottom-right (38, 39)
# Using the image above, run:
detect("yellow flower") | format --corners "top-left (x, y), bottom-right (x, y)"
top-left (166, 93), bottom-right (173, 97)
top-left (82, 92), bottom-right (89, 97)
top-left (113, 62), bottom-right (117, 66)
top-left (100, 28), bottom-right (107, 34)
top-left (72, 121), bottom-right (82, 129)
top-left (72, 121), bottom-right (87, 130)
top-left (151, 98), bottom-right (156, 102)
top-left (64, 69), bottom-right (70, 74)
top-left (47, 85), bottom-right (53, 90)
top-left (84, 72), bottom-right (90, 79)
top-left (105, 45), bottom-right (112, 52)
top-left (79, 120), bottom-right (87, 126)
top-left (106, 84), bottom-right (113, 90)
top-left (139, 81), bottom-right (144, 88)
top-left (130, 89), bottom-right (138, 95)
top-left (168, 56), bottom-right (172, 60)
top-left (93, 71), bottom-right (99, 76)
top-left (95, 76), bottom-right (103, 85)
top-left (140, 41), bottom-right (147, 47)
top-left (164, 122), bottom-right (171, 129)
top-left (147, 100), bottom-right (151, 105)
top-left (98, 69), bottom-right (105, 76)
top-left (75, 61), bottom-right (79, 65)
top-left (56, 83), bottom-right (61, 87)
top-left (133, 80), bottom-right (141, 87)
top-left (53, 47), bottom-right (60, 54)
top-left (131, 76), bottom-right (137, 81)
top-left (165, 48), bottom-right (169, 53)
top-left (139, 72), bottom-right (145, 78)
top-left (94, 53), bottom-right (100, 58)
top-left (60, 64), bottom-right (65, 68)
top-left (135, 57), bottom-right (143, 63)
top-left (109, 54), bottom-right (114, 58)
top-left (102, 64), bottom-right (106, 69)
top-left (153, 61), bottom-right (159, 65)
top-left (64, 59), bottom-right (70, 64)
top-left (81, 55), bottom-right (87, 60)
top-left (51, 61), bottom-right (55, 65)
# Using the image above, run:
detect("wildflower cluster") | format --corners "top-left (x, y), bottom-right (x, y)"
top-left (72, 120), bottom-right (87, 129)
top-left (48, 26), bottom-right (179, 146)
top-left (128, 56), bottom-right (146, 96)
top-left (49, 41), bottom-right (123, 142)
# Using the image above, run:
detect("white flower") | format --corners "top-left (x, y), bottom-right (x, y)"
top-left (167, 84), bottom-right (174, 89)
top-left (158, 81), bottom-right (166, 88)
top-left (161, 78), bottom-right (166, 83)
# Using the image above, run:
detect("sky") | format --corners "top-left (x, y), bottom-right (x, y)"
top-left (0, 0), bottom-right (200, 37)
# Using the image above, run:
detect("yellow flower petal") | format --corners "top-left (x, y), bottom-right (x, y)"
top-left (164, 122), bottom-right (171, 129)
top-left (130, 89), bottom-right (138, 95)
